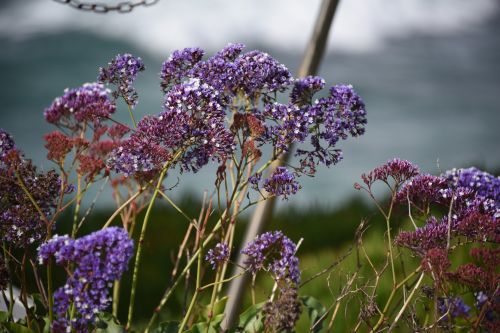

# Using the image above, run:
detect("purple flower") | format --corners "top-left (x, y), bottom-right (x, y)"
top-left (396, 174), bottom-right (448, 209)
top-left (0, 156), bottom-right (61, 247)
top-left (248, 172), bottom-right (262, 191)
top-left (438, 297), bottom-right (470, 319)
top-left (361, 158), bottom-right (420, 188)
top-left (205, 242), bottom-right (230, 269)
top-left (395, 217), bottom-right (450, 254)
top-left (38, 227), bottom-right (133, 333)
top-left (44, 83), bottom-right (116, 129)
top-left (296, 84), bottom-right (367, 169)
top-left (444, 167), bottom-right (500, 214)
top-left (0, 129), bottom-right (15, 160)
top-left (241, 231), bottom-right (300, 284)
top-left (290, 76), bottom-right (325, 105)
top-left (160, 47), bottom-right (204, 91)
top-left (108, 78), bottom-right (235, 176)
top-left (98, 53), bottom-right (145, 108)
top-left (263, 167), bottom-right (300, 200)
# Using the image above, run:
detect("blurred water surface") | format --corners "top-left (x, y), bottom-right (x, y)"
top-left (0, 0), bottom-right (499, 209)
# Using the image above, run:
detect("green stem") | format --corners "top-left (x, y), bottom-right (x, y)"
top-left (127, 104), bottom-right (137, 128)
top-left (126, 167), bottom-right (168, 329)
top-left (178, 235), bottom-right (203, 333)
top-left (144, 219), bottom-right (224, 333)
top-left (71, 174), bottom-right (82, 238)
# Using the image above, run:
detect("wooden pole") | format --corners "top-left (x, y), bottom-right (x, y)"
top-left (222, 0), bottom-right (340, 329)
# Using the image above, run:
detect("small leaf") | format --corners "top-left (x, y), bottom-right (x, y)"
top-left (0, 311), bottom-right (9, 323)
top-left (95, 312), bottom-right (126, 333)
top-left (301, 296), bottom-right (326, 333)
top-left (151, 321), bottom-right (180, 333)
top-left (237, 302), bottom-right (265, 333)
top-left (201, 296), bottom-right (228, 320)
top-left (186, 313), bottom-right (225, 333)
top-left (2, 322), bottom-right (35, 333)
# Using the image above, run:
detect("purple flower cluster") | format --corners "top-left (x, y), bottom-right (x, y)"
top-left (108, 78), bottom-right (235, 175)
top-left (38, 227), bottom-right (133, 333)
top-left (105, 44), bottom-right (366, 189)
top-left (0, 133), bottom-right (61, 247)
top-left (98, 53), bottom-right (145, 107)
top-left (290, 76), bottom-right (325, 105)
top-left (444, 167), bottom-right (500, 214)
top-left (360, 158), bottom-right (420, 188)
top-left (262, 167), bottom-right (300, 200)
top-left (241, 231), bottom-right (300, 284)
top-left (160, 47), bottom-right (205, 91)
top-left (170, 43), bottom-right (292, 97)
top-left (438, 297), bottom-right (471, 319)
top-left (44, 83), bottom-right (116, 129)
top-left (205, 242), bottom-right (230, 269)
top-left (292, 84), bottom-right (366, 169)
top-left (395, 217), bottom-right (449, 254)
top-left (396, 174), bottom-right (448, 210)
top-left (0, 129), bottom-right (15, 159)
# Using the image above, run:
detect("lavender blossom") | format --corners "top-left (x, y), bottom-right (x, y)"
top-left (438, 297), bottom-right (471, 319)
top-left (98, 53), bottom-right (145, 107)
top-left (38, 227), bottom-right (133, 333)
top-left (444, 167), bottom-right (500, 214)
top-left (395, 217), bottom-right (450, 254)
top-left (0, 157), bottom-right (61, 247)
top-left (205, 242), bottom-right (230, 269)
top-left (361, 158), bottom-right (420, 188)
top-left (296, 84), bottom-right (367, 168)
top-left (290, 76), bottom-right (325, 105)
top-left (44, 83), bottom-right (116, 128)
top-left (241, 231), bottom-right (300, 284)
top-left (108, 78), bottom-right (235, 176)
top-left (396, 174), bottom-right (448, 209)
top-left (160, 47), bottom-right (204, 91)
top-left (0, 129), bottom-right (15, 159)
top-left (263, 167), bottom-right (300, 200)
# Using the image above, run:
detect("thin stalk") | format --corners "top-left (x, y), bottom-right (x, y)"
top-left (178, 234), bottom-right (204, 333)
top-left (144, 218), bottom-right (225, 333)
top-left (71, 174), bottom-right (82, 237)
top-left (126, 167), bottom-right (168, 329)
top-left (388, 272), bottom-right (424, 332)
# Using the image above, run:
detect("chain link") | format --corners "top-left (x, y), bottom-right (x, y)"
top-left (52, 0), bottom-right (160, 13)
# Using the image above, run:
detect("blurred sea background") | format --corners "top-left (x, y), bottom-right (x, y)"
top-left (1, 0), bottom-right (500, 210)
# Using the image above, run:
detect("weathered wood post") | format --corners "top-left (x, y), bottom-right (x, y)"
top-left (222, 0), bottom-right (341, 329)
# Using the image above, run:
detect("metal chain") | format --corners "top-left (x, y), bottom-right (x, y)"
top-left (52, 0), bottom-right (159, 13)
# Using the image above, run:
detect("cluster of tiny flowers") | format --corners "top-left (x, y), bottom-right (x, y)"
top-left (109, 78), bottom-right (234, 175)
top-left (38, 227), bottom-right (133, 333)
top-left (395, 216), bottom-right (450, 254)
top-left (241, 231), bottom-right (300, 284)
top-left (205, 242), bottom-right (230, 269)
top-left (44, 83), bottom-right (116, 129)
top-left (396, 174), bottom-right (448, 210)
top-left (0, 129), bottom-right (15, 159)
top-left (290, 76), bottom-right (325, 105)
top-left (438, 297), bottom-right (471, 320)
top-left (263, 285), bottom-right (302, 332)
top-left (360, 158), bottom-right (420, 188)
top-left (444, 167), bottom-right (500, 214)
top-left (294, 84), bottom-right (367, 169)
top-left (105, 44), bottom-right (366, 189)
top-left (262, 167), bottom-right (300, 200)
top-left (0, 133), bottom-right (62, 247)
top-left (98, 53), bottom-right (145, 107)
